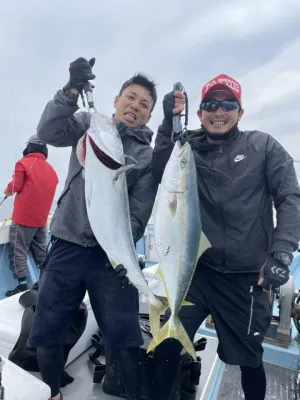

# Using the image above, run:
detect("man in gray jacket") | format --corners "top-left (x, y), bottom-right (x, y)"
top-left (148, 74), bottom-right (300, 400)
top-left (27, 57), bottom-right (158, 400)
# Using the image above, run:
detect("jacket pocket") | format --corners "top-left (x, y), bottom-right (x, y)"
top-left (246, 284), bottom-right (271, 340)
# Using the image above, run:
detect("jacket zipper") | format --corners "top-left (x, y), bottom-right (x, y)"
top-left (247, 285), bottom-right (254, 335)
top-left (217, 145), bottom-right (227, 267)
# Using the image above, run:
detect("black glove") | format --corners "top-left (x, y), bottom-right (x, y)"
top-left (113, 264), bottom-right (129, 286)
top-left (64, 57), bottom-right (96, 93)
top-left (163, 91), bottom-right (175, 121)
top-left (106, 260), bottom-right (145, 286)
top-left (259, 256), bottom-right (290, 290)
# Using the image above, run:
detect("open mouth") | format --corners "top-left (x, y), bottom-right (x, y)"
top-left (124, 112), bottom-right (136, 122)
top-left (210, 120), bottom-right (227, 127)
top-left (89, 136), bottom-right (121, 170)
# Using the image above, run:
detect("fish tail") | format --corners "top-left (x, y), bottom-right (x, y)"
top-left (148, 298), bottom-right (169, 342)
top-left (147, 316), bottom-right (197, 361)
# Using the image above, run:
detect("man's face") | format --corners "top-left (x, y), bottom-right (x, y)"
top-left (114, 84), bottom-right (153, 129)
top-left (197, 91), bottom-right (244, 135)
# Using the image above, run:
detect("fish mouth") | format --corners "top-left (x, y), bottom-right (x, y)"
top-left (175, 140), bottom-right (189, 156)
top-left (88, 135), bottom-right (122, 170)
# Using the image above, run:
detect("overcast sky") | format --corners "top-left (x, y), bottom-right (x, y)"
top-left (0, 0), bottom-right (300, 217)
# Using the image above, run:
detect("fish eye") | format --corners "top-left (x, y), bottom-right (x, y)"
top-left (180, 158), bottom-right (187, 168)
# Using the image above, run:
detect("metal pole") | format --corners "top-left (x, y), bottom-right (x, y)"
top-left (0, 356), bottom-right (4, 400)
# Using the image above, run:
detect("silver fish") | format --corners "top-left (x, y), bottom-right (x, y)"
top-left (76, 112), bottom-right (162, 309)
top-left (147, 140), bottom-right (211, 360)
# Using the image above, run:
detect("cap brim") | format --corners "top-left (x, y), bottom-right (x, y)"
top-left (203, 85), bottom-right (239, 102)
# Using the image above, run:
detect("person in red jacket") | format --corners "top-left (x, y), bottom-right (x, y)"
top-left (4, 135), bottom-right (58, 297)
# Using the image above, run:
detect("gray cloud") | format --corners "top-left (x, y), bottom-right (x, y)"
top-left (0, 0), bottom-right (300, 218)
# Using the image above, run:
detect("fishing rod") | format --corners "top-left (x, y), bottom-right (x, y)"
top-left (171, 81), bottom-right (189, 143)
top-left (81, 82), bottom-right (97, 112)
top-left (0, 196), bottom-right (7, 206)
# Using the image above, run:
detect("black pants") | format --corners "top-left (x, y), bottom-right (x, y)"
top-left (27, 238), bottom-right (143, 398)
top-left (28, 238), bottom-right (142, 349)
top-left (180, 264), bottom-right (270, 366)
top-left (152, 264), bottom-right (271, 398)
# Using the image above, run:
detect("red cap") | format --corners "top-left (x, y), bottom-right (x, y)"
top-left (201, 73), bottom-right (242, 103)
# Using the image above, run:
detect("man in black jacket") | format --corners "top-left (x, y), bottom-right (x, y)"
top-left (27, 57), bottom-right (158, 400)
top-left (149, 74), bottom-right (300, 400)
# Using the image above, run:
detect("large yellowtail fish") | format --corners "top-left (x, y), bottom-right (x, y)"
top-left (76, 112), bottom-right (162, 309)
top-left (148, 140), bottom-right (211, 360)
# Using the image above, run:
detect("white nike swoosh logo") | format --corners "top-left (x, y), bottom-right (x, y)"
top-left (234, 156), bottom-right (246, 162)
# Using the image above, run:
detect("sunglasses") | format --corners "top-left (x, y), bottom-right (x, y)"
top-left (200, 100), bottom-right (240, 112)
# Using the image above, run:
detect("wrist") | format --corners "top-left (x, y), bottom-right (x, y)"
top-left (160, 118), bottom-right (173, 135)
top-left (63, 83), bottom-right (80, 96)
top-left (271, 251), bottom-right (293, 267)
top-left (62, 85), bottom-right (80, 102)
top-left (70, 88), bottom-right (80, 95)
top-left (162, 114), bottom-right (173, 124)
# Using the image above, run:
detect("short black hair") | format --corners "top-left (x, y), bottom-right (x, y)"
top-left (119, 73), bottom-right (157, 111)
top-left (23, 143), bottom-right (48, 158)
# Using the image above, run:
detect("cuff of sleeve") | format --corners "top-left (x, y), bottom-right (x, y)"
top-left (62, 87), bottom-right (80, 104)
top-left (160, 117), bottom-right (173, 132)
top-left (269, 243), bottom-right (295, 258)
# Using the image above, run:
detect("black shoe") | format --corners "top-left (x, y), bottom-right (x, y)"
top-left (5, 284), bottom-right (28, 297)
top-left (60, 370), bottom-right (74, 387)
top-left (48, 393), bottom-right (63, 400)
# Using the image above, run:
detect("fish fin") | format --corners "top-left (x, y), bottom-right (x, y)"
top-left (147, 316), bottom-right (197, 361)
top-left (76, 133), bottom-right (87, 167)
top-left (147, 290), bottom-right (164, 309)
top-left (182, 300), bottom-right (194, 306)
top-left (149, 297), bottom-right (169, 341)
top-left (155, 266), bottom-right (172, 305)
top-left (113, 164), bottom-right (135, 180)
top-left (197, 231), bottom-right (212, 259)
top-left (156, 265), bottom-right (164, 280)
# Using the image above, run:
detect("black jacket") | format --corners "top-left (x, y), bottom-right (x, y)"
top-left (152, 119), bottom-right (300, 273)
